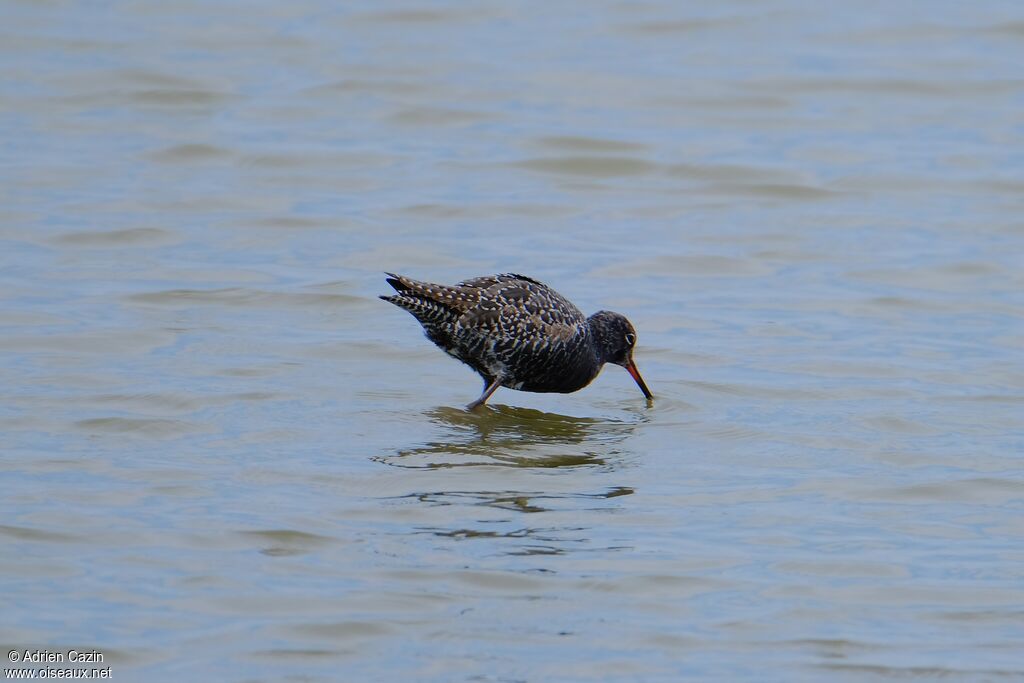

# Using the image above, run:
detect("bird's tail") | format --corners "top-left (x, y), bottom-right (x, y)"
top-left (380, 273), bottom-right (461, 327)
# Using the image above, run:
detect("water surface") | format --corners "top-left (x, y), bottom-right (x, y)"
top-left (2, 1), bottom-right (1023, 681)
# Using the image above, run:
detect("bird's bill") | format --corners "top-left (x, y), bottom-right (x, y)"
top-left (624, 358), bottom-right (654, 400)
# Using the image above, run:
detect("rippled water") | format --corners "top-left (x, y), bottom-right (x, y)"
top-left (3, 1), bottom-right (1023, 681)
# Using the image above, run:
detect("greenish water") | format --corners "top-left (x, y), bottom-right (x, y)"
top-left (2, 1), bottom-right (1023, 681)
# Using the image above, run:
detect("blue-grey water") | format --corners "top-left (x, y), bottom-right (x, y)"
top-left (2, 1), bottom-right (1023, 681)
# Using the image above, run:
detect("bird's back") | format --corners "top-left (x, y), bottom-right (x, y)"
top-left (381, 273), bottom-right (596, 391)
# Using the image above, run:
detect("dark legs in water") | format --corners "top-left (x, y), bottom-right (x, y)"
top-left (466, 376), bottom-right (502, 411)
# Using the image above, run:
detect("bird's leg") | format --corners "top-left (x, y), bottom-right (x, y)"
top-left (467, 376), bottom-right (502, 411)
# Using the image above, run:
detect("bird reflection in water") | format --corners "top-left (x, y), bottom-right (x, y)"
top-left (372, 405), bottom-right (642, 553)
top-left (373, 404), bottom-right (644, 470)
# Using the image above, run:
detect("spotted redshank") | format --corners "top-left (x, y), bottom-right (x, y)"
top-left (380, 273), bottom-right (653, 409)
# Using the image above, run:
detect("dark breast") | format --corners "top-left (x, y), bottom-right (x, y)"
top-left (504, 332), bottom-right (599, 393)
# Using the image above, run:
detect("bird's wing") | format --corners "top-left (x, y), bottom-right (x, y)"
top-left (456, 275), bottom-right (586, 345)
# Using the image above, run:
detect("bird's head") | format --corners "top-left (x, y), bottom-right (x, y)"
top-left (588, 310), bottom-right (653, 400)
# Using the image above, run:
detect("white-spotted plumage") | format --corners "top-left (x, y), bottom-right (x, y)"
top-left (381, 273), bottom-right (653, 409)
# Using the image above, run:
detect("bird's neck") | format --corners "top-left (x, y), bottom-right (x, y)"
top-left (585, 316), bottom-right (615, 365)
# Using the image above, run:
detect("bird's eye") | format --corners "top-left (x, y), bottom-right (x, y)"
top-left (624, 333), bottom-right (636, 346)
